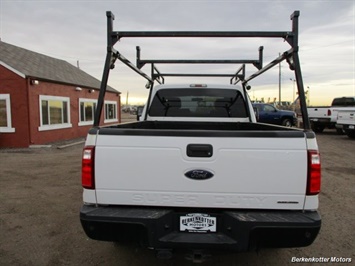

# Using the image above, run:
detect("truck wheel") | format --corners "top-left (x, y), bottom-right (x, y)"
top-left (336, 128), bottom-right (345, 135)
top-left (346, 130), bottom-right (355, 139)
top-left (311, 124), bottom-right (325, 133)
top-left (282, 119), bottom-right (292, 127)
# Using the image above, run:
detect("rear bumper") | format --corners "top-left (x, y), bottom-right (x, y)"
top-left (337, 124), bottom-right (355, 131)
top-left (80, 205), bottom-right (321, 252)
top-left (310, 118), bottom-right (333, 126)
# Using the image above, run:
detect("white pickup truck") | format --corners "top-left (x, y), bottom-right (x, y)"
top-left (80, 11), bottom-right (321, 258)
top-left (336, 110), bottom-right (355, 138)
top-left (308, 97), bottom-right (355, 133)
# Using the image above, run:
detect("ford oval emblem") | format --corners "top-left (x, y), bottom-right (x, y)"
top-left (185, 170), bottom-right (214, 180)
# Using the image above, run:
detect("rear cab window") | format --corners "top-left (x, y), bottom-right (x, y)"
top-left (331, 97), bottom-right (355, 106)
top-left (149, 88), bottom-right (248, 118)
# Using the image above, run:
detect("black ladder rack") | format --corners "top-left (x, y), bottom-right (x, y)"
top-left (94, 10), bottom-right (309, 130)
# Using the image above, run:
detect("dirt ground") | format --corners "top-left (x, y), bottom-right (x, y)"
top-left (0, 119), bottom-right (354, 265)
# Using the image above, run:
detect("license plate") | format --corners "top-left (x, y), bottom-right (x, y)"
top-left (180, 213), bottom-right (216, 233)
top-left (349, 125), bottom-right (354, 129)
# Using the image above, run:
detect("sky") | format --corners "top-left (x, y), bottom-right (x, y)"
top-left (0, 0), bottom-right (354, 106)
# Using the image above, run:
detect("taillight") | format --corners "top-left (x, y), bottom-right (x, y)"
top-left (82, 146), bottom-right (95, 189)
top-left (307, 150), bottom-right (321, 195)
top-left (327, 109), bottom-right (331, 116)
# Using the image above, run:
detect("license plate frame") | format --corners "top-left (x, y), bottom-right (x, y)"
top-left (180, 213), bottom-right (217, 233)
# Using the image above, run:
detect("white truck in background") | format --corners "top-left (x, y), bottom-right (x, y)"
top-left (80, 11), bottom-right (321, 260)
top-left (336, 110), bottom-right (355, 138)
top-left (308, 97), bottom-right (355, 133)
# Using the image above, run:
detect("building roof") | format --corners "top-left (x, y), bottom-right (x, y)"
top-left (0, 41), bottom-right (119, 93)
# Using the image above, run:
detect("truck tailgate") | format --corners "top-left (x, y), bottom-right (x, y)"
top-left (337, 109), bottom-right (355, 125)
top-left (94, 132), bottom-right (308, 210)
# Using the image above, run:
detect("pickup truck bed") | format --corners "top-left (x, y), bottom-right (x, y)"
top-left (89, 121), bottom-right (312, 209)
top-left (97, 120), bottom-right (299, 132)
top-left (81, 121), bottom-right (321, 251)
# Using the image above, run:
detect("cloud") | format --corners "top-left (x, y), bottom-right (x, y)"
top-left (1, 1), bottom-right (354, 105)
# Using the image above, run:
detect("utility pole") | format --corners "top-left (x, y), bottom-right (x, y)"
top-left (279, 53), bottom-right (281, 105)
top-left (290, 78), bottom-right (296, 111)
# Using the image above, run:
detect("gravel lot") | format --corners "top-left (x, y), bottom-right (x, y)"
top-left (0, 123), bottom-right (354, 265)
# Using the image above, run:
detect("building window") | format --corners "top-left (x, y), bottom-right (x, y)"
top-left (0, 94), bottom-right (15, 133)
top-left (39, 95), bottom-right (72, 131)
top-left (79, 99), bottom-right (97, 126)
top-left (104, 101), bottom-right (118, 123)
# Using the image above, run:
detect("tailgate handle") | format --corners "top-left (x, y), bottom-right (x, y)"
top-left (187, 144), bottom-right (213, 158)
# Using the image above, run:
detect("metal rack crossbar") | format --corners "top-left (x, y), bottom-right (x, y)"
top-left (113, 31), bottom-right (295, 44)
top-left (136, 45), bottom-right (263, 80)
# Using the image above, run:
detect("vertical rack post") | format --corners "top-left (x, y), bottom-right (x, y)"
top-left (94, 11), bottom-right (115, 127)
top-left (290, 11), bottom-right (310, 130)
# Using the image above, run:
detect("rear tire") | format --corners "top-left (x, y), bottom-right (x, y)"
top-left (311, 123), bottom-right (325, 133)
top-left (345, 130), bottom-right (355, 139)
top-left (336, 128), bottom-right (345, 135)
top-left (282, 118), bottom-right (292, 127)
